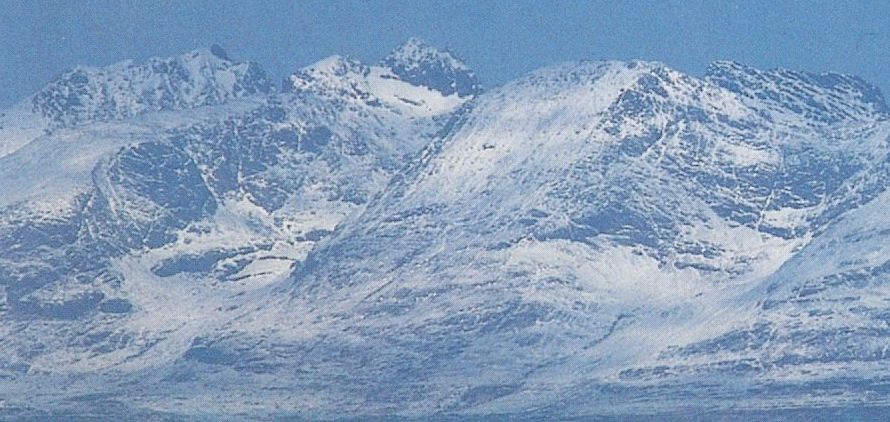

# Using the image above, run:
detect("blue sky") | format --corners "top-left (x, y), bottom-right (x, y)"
top-left (1, 0), bottom-right (888, 107)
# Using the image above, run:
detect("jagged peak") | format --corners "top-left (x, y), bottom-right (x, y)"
top-left (379, 37), bottom-right (480, 97)
top-left (298, 54), bottom-right (369, 78)
top-left (283, 54), bottom-right (370, 95)
top-left (282, 39), bottom-right (480, 97)
top-left (382, 37), bottom-right (469, 72)
top-left (42, 46), bottom-right (258, 89)
top-left (28, 46), bottom-right (274, 129)
top-left (707, 59), bottom-right (885, 100)
top-left (705, 60), bottom-right (888, 121)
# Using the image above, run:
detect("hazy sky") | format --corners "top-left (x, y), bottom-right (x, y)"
top-left (1, 0), bottom-right (888, 107)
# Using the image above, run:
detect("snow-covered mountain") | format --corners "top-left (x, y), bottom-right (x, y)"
top-left (0, 45), bottom-right (273, 158)
top-left (0, 39), bottom-right (478, 414)
top-left (145, 59), bottom-right (885, 417)
top-left (380, 37), bottom-right (482, 97)
top-left (2, 40), bottom-right (890, 419)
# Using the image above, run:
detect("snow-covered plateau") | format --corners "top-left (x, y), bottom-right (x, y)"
top-left (1, 39), bottom-right (889, 419)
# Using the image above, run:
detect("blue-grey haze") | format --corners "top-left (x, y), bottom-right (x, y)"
top-left (1, 0), bottom-right (889, 107)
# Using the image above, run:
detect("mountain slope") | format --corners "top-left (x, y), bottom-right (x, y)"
top-left (153, 60), bottom-right (890, 417)
top-left (2, 46), bottom-right (890, 419)
top-left (0, 40), bottom-right (478, 390)
top-left (0, 45), bottom-right (273, 158)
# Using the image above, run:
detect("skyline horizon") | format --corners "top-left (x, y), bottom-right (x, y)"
top-left (4, 35), bottom-right (890, 108)
top-left (2, 1), bottom-right (889, 108)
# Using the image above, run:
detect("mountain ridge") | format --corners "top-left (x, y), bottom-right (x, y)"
top-left (2, 41), bottom-right (890, 418)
